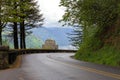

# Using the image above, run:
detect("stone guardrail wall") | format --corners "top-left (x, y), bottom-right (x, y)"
top-left (9, 49), bottom-right (77, 54)
top-left (0, 46), bottom-right (9, 69)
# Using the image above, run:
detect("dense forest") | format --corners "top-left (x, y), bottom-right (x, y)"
top-left (60, 0), bottom-right (120, 67)
top-left (0, 0), bottom-right (44, 49)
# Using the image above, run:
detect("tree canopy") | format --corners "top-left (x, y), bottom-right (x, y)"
top-left (0, 0), bottom-right (44, 49)
top-left (60, 0), bottom-right (120, 48)
top-left (60, 0), bottom-right (120, 27)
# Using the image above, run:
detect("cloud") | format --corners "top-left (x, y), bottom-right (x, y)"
top-left (37, 0), bottom-right (65, 27)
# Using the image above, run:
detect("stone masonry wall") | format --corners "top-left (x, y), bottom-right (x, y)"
top-left (0, 46), bottom-right (9, 69)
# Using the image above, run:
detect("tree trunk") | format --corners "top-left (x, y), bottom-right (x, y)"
top-left (20, 21), bottom-right (26, 49)
top-left (0, 30), bottom-right (2, 45)
top-left (23, 21), bottom-right (26, 49)
top-left (0, 21), bottom-right (2, 45)
top-left (20, 22), bottom-right (23, 49)
top-left (0, 4), bottom-right (2, 45)
top-left (13, 22), bottom-right (19, 49)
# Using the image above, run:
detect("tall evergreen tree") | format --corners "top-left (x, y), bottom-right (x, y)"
top-left (5, 0), bottom-right (21, 49)
top-left (19, 0), bottom-right (44, 49)
top-left (68, 25), bottom-right (82, 48)
top-left (13, 1), bottom-right (19, 49)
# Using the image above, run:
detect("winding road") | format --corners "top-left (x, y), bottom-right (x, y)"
top-left (0, 53), bottom-right (120, 80)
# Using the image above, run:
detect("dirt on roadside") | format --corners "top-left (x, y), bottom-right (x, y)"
top-left (9, 55), bottom-right (22, 69)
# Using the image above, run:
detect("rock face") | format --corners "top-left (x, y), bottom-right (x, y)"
top-left (0, 46), bottom-right (9, 69)
top-left (42, 39), bottom-right (58, 49)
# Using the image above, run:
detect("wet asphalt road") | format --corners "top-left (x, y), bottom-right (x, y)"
top-left (0, 53), bottom-right (120, 80)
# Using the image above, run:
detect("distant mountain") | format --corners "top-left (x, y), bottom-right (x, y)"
top-left (31, 27), bottom-right (74, 49)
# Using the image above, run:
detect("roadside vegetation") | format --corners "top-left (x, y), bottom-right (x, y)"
top-left (60, 0), bottom-right (120, 67)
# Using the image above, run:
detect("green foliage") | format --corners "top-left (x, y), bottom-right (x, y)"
top-left (2, 39), bottom-right (9, 46)
top-left (60, 0), bottom-right (120, 67)
top-left (3, 34), bottom-right (43, 49)
top-left (26, 35), bottom-right (43, 49)
top-left (75, 45), bottom-right (120, 67)
top-left (67, 25), bottom-right (82, 48)
top-left (60, 0), bottom-right (120, 27)
top-left (0, 0), bottom-right (44, 48)
top-left (60, 0), bottom-right (120, 38)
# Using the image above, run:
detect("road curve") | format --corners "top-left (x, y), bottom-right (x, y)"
top-left (0, 53), bottom-right (120, 80)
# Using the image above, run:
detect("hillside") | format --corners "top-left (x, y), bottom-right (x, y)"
top-left (26, 35), bottom-right (44, 49)
top-left (3, 34), bottom-right (43, 49)
top-left (32, 27), bottom-right (75, 49)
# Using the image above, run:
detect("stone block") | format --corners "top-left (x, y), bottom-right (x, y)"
top-left (0, 46), bottom-right (9, 69)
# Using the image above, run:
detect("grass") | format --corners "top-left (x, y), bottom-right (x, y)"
top-left (75, 45), bottom-right (120, 67)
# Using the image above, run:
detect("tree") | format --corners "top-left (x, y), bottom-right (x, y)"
top-left (19, 0), bottom-right (44, 49)
top-left (60, 0), bottom-right (120, 49)
top-left (12, 1), bottom-right (20, 49)
top-left (3, 0), bottom-right (43, 49)
top-left (67, 25), bottom-right (82, 48)
top-left (5, 0), bottom-right (22, 49)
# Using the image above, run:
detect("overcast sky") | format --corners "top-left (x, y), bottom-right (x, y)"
top-left (37, 0), bottom-right (65, 27)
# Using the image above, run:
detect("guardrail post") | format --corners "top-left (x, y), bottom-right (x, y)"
top-left (0, 46), bottom-right (9, 69)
